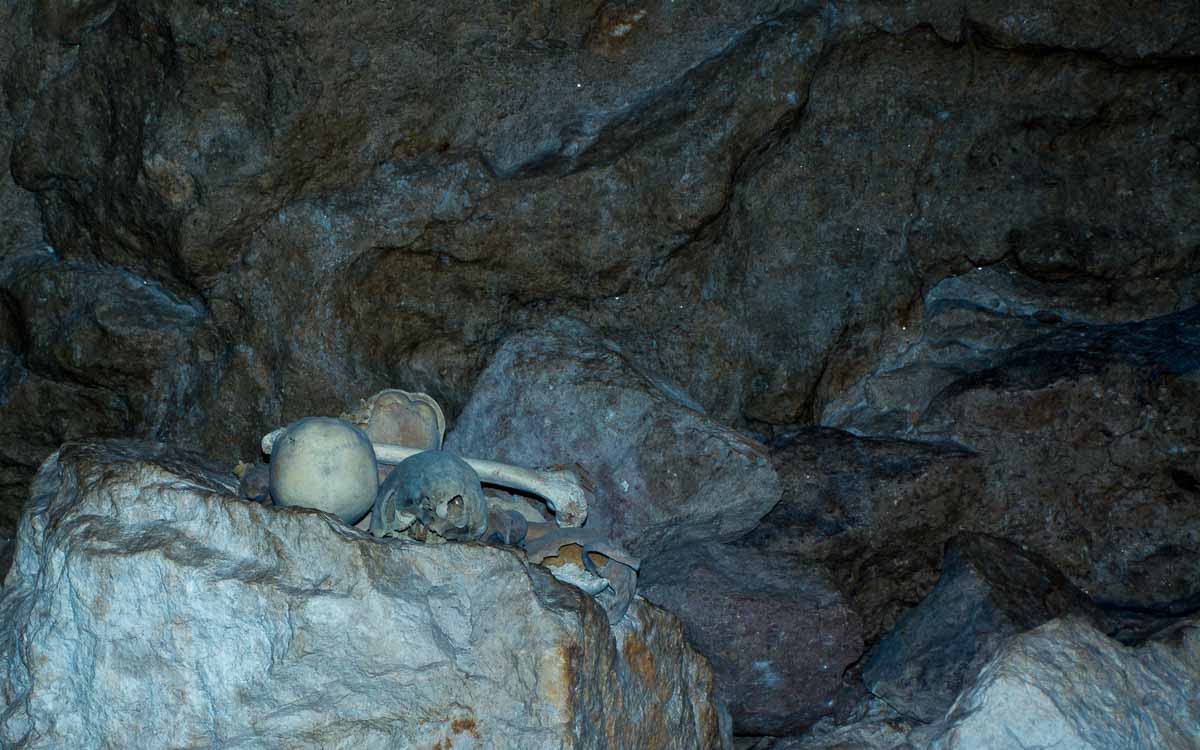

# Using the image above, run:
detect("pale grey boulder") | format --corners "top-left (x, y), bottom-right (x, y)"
top-left (445, 318), bottom-right (781, 561)
top-left (921, 617), bottom-right (1200, 750)
top-left (863, 534), bottom-right (1106, 723)
top-left (0, 440), bottom-right (730, 750)
top-left (754, 615), bottom-right (1200, 749)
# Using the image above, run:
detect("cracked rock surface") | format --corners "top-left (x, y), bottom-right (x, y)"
top-left (2, 0), bottom-right (1199, 741)
top-left (0, 441), bottom-right (729, 749)
top-left (2, 0), bottom-right (1196, 537)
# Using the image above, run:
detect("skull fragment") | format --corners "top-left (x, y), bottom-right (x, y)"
top-left (369, 450), bottom-right (488, 542)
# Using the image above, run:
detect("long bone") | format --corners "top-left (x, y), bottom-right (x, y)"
top-left (261, 427), bottom-right (588, 527)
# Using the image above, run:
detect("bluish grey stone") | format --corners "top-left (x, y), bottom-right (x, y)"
top-left (446, 318), bottom-right (781, 562)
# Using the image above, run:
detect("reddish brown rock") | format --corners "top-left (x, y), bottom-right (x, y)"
top-left (914, 308), bottom-right (1200, 611)
top-left (741, 428), bottom-right (985, 645)
top-left (640, 544), bottom-right (864, 736)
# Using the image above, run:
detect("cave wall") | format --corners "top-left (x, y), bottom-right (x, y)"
top-left (1, 0), bottom-right (1198, 564)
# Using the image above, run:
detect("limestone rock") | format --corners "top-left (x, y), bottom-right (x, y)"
top-left (0, 441), bottom-right (730, 750)
top-left (445, 318), bottom-right (781, 561)
top-left (922, 617), bottom-right (1200, 749)
top-left (863, 534), bottom-right (1106, 723)
top-left (640, 544), bottom-right (863, 736)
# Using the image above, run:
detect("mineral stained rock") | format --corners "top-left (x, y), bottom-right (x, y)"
top-left (640, 544), bottom-right (863, 736)
top-left (921, 617), bottom-right (1200, 750)
top-left (0, 441), bottom-right (730, 750)
top-left (914, 307), bottom-right (1200, 611)
top-left (446, 318), bottom-right (781, 562)
top-left (863, 534), bottom-right (1106, 723)
top-left (747, 305), bottom-right (1200, 648)
top-left (740, 428), bottom-right (984, 645)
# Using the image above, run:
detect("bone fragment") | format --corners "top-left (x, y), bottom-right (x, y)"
top-left (262, 427), bottom-right (587, 527)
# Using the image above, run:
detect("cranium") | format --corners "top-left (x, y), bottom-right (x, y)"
top-left (369, 450), bottom-right (488, 542)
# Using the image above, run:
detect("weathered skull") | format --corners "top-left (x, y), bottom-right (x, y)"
top-left (369, 450), bottom-right (488, 541)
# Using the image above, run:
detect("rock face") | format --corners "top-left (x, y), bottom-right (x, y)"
top-left (2, 0), bottom-right (1198, 551)
top-left (742, 305), bottom-right (1200, 649)
top-left (640, 544), bottom-right (863, 736)
top-left (740, 428), bottom-right (985, 644)
top-left (0, 441), bottom-right (730, 750)
top-left (446, 318), bottom-right (781, 561)
top-left (922, 617), bottom-right (1200, 750)
top-left (862, 534), bottom-right (1106, 723)
top-left (3, 0), bottom-right (1200, 740)
top-left (0, 0), bottom-right (63, 565)
top-left (915, 308), bottom-right (1200, 611)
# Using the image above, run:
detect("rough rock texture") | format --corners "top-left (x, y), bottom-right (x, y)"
top-left (739, 428), bottom-right (984, 645)
top-left (716, 25), bottom-right (1200, 429)
top-left (921, 617), bottom-right (1200, 750)
top-left (446, 318), bottom-right (781, 561)
top-left (3, 0), bottom-right (1200, 736)
top-left (746, 616), bottom-right (1200, 749)
top-left (741, 701), bottom-right (915, 750)
top-left (1, 0), bottom-right (1197, 546)
top-left (640, 544), bottom-right (863, 736)
top-left (862, 534), bottom-right (1105, 723)
top-left (742, 306), bottom-right (1200, 648)
top-left (0, 441), bottom-right (730, 750)
top-left (0, 0), bottom-right (58, 565)
top-left (915, 308), bottom-right (1200, 611)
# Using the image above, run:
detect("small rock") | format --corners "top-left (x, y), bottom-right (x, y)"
top-left (748, 699), bottom-right (916, 750)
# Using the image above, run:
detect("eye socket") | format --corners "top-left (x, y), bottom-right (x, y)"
top-left (445, 495), bottom-right (466, 526)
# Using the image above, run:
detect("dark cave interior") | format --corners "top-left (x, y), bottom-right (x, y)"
top-left (1, 1), bottom-right (1199, 748)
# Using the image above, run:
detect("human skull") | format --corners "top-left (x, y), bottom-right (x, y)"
top-left (269, 417), bottom-right (379, 523)
top-left (369, 450), bottom-right (488, 541)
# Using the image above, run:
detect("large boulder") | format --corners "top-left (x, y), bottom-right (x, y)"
top-left (755, 614), bottom-right (1200, 749)
top-left (863, 534), bottom-right (1106, 723)
top-left (914, 307), bottom-right (1200, 610)
top-left (921, 617), bottom-right (1200, 749)
top-left (0, 441), bottom-right (730, 749)
top-left (745, 307), bottom-right (1200, 648)
top-left (446, 318), bottom-right (781, 561)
